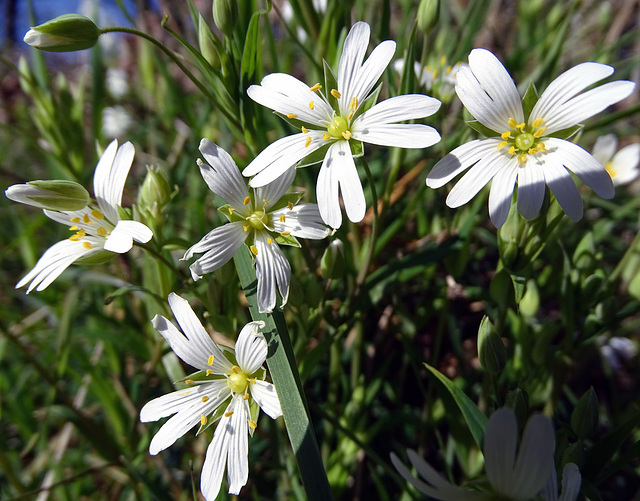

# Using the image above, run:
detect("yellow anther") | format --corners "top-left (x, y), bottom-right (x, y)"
top-left (348, 112), bottom-right (354, 121)
top-left (432, 70), bottom-right (439, 79)
top-left (508, 117), bottom-right (518, 129)
top-left (69, 225), bottom-right (78, 231)
top-left (288, 202), bottom-right (293, 210)
top-left (497, 141), bottom-right (508, 150)
top-left (243, 393), bottom-right (249, 400)
top-left (342, 131), bottom-right (352, 140)
top-left (232, 365), bottom-right (241, 373)
top-left (516, 122), bottom-right (525, 131)
top-left (267, 238), bottom-right (273, 244)
top-left (532, 118), bottom-right (543, 128)
top-left (224, 411), bottom-right (234, 418)
top-left (440, 56), bottom-right (447, 66)
top-left (250, 378), bottom-right (256, 384)
top-left (533, 127), bottom-right (546, 138)
top-left (305, 136), bottom-right (312, 147)
top-left (501, 131), bottom-right (511, 140)
top-left (279, 215), bottom-right (286, 222)
top-left (202, 396), bottom-right (210, 403)
top-left (537, 142), bottom-right (546, 151)
top-left (263, 199), bottom-right (270, 205)
top-left (185, 379), bottom-right (194, 385)
top-left (82, 242), bottom-right (93, 249)
top-left (302, 126), bottom-right (308, 134)
top-left (528, 148), bottom-right (538, 155)
top-left (322, 133), bottom-right (330, 140)
top-left (518, 154), bottom-right (527, 165)
top-left (206, 369), bottom-right (213, 376)
top-left (70, 217), bottom-right (80, 223)
top-left (97, 226), bottom-right (107, 236)
top-left (309, 83), bottom-right (322, 92)
top-left (251, 245), bottom-right (258, 255)
top-left (248, 419), bottom-right (257, 429)
top-left (349, 97), bottom-right (358, 111)
top-left (287, 113), bottom-right (298, 119)
top-left (331, 89), bottom-right (341, 99)
top-left (83, 214), bottom-right (91, 224)
top-left (91, 210), bottom-right (104, 220)
top-left (229, 207), bottom-right (235, 214)
top-left (208, 354), bottom-right (214, 365)
top-left (243, 226), bottom-right (249, 232)
top-left (243, 196), bottom-right (250, 205)
top-left (605, 162), bottom-right (617, 178)
top-left (446, 65), bottom-right (452, 74)
top-left (281, 231), bottom-right (291, 237)
top-left (69, 235), bottom-right (80, 242)
top-left (508, 146), bottom-right (516, 155)
top-left (200, 414), bottom-right (207, 425)
top-left (308, 101), bottom-right (314, 110)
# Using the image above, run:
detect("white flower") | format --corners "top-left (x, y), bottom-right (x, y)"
top-left (140, 293), bottom-right (282, 501)
top-left (244, 21), bottom-right (441, 228)
top-left (539, 463), bottom-right (582, 501)
top-left (592, 134), bottom-right (640, 186)
top-left (393, 57), bottom-right (464, 99)
top-left (105, 68), bottom-right (129, 99)
top-left (391, 408), bottom-right (555, 501)
top-left (11, 140), bottom-right (153, 293)
top-left (102, 105), bottom-right (133, 139)
top-left (184, 139), bottom-right (330, 313)
top-left (427, 48), bottom-right (635, 227)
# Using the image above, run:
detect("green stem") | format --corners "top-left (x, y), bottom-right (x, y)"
top-left (233, 247), bottom-right (333, 501)
top-left (355, 157), bottom-right (380, 288)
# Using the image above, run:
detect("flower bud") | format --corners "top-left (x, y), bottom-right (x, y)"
top-left (477, 316), bottom-right (506, 374)
top-left (198, 15), bottom-right (220, 67)
top-left (5, 180), bottom-right (90, 211)
top-left (571, 387), bottom-right (599, 440)
top-left (24, 14), bottom-right (100, 52)
top-left (213, 0), bottom-right (238, 37)
top-left (519, 279), bottom-right (540, 317)
top-left (320, 239), bottom-right (345, 279)
top-left (137, 166), bottom-right (172, 230)
top-left (417, 0), bottom-right (440, 34)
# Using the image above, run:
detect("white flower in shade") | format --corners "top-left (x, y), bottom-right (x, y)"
top-left (244, 21), bottom-right (441, 228)
top-left (184, 139), bottom-right (330, 313)
top-left (539, 463), bottom-right (582, 501)
top-left (391, 408), bottom-right (555, 501)
top-left (140, 293), bottom-right (282, 501)
top-left (427, 48), bottom-right (636, 227)
top-left (9, 140), bottom-right (153, 293)
top-left (102, 105), bottom-right (133, 139)
top-left (393, 57), bottom-right (464, 100)
top-left (592, 134), bottom-right (640, 186)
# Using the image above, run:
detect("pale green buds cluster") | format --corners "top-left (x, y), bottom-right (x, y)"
top-left (137, 166), bottom-right (172, 230)
top-left (5, 180), bottom-right (90, 211)
top-left (477, 316), bottom-right (506, 374)
top-left (213, 0), bottom-right (238, 36)
top-left (417, 0), bottom-right (439, 33)
top-left (23, 14), bottom-right (100, 52)
top-left (320, 239), bottom-right (345, 279)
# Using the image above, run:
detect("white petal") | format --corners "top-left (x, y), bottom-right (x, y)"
top-left (236, 321), bottom-right (268, 374)
top-left (517, 162), bottom-right (546, 220)
top-left (544, 138), bottom-right (614, 199)
top-left (427, 139), bottom-right (500, 189)
top-left (226, 398), bottom-right (249, 495)
top-left (198, 139), bottom-right (249, 209)
top-left (591, 134), bottom-right (617, 165)
top-left (511, 414), bottom-right (555, 498)
top-left (140, 383), bottom-right (228, 422)
top-left (147, 401), bottom-right (206, 455)
top-left (353, 94), bottom-right (441, 124)
top-left (337, 21), bottom-right (371, 114)
top-left (271, 204), bottom-right (331, 239)
top-left (243, 133), bottom-right (325, 185)
top-left (94, 140), bottom-right (135, 223)
top-left (16, 238), bottom-right (97, 293)
top-left (541, 154), bottom-right (583, 221)
top-left (317, 147), bottom-right (342, 228)
top-left (255, 233), bottom-right (291, 313)
top-left (167, 292), bottom-right (234, 373)
top-left (185, 222), bottom-right (247, 279)
top-left (103, 220), bottom-right (153, 253)
top-left (558, 463), bottom-right (581, 501)
top-left (352, 123), bottom-right (441, 148)
top-left (484, 408), bottom-right (518, 496)
top-left (539, 461), bottom-right (559, 501)
top-left (201, 401), bottom-right (234, 500)
top-left (489, 161), bottom-right (518, 228)
top-left (254, 165), bottom-right (296, 209)
top-left (610, 144), bottom-right (640, 186)
top-left (445, 147), bottom-right (511, 207)
top-left (331, 141), bottom-right (366, 223)
top-left (250, 380), bottom-right (282, 419)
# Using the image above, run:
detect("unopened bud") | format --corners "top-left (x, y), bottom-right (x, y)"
top-left (138, 166), bottom-right (171, 211)
top-left (5, 180), bottom-right (90, 211)
top-left (24, 14), bottom-right (100, 52)
top-left (320, 239), bottom-right (345, 279)
top-left (519, 279), bottom-right (539, 317)
top-left (477, 316), bottom-right (506, 374)
top-left (213, 0), bottom-right (238, 36)
top-left (198, 15), bottom-right (220, 67)
top-left (417, 0), bottom-right (440, 34)
top-left (571, 387), bottom-right (599, 440)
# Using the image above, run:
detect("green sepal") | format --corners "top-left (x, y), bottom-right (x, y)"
top-left (323, 59), bottom-right (339, 111)
top-left (552, 124), bottom-right (582, 140)
top-left (75, 249), bottom-right (114, 265)
top-left (521, 81), bottom-right (539, 122)
top-left (351, 82), bottom-right (382, 122)
top-left (275, 232), bottom-right (301, 248)
top-left (248, 397), bottom-right (260, 437)
top-left (174, 369), bottom-right (226, 389)
top-left (273, 111), bottom-right (318, 132)
top-left (25, 14), bottom-right (100, 52)
top-left (196, 396), bottom-right (231, 435)
top-left (116, 205), bottom-right (132, 221)
top-left (269, 192), bottom-right (304, 212)
top-left (349, 139), bottom-right (364, 159)
top-left (298, 142), bottom-right (332, 167)
top-left (218, 204), bottom-right (246, 223)
top-left (466, 120), bottom-right (499, 138)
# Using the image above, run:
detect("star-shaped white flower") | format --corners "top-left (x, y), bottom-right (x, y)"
top-left (140, 293), bottom-right (282, 501)
top-left (184, 139), bottom-right (330, 313)
top-left (427, 48), bottom-right (636, 227)
top-left (391, 408), bottom-right (555, 501)
top-left (8, 140), bottom-right (153, 293)
top-left (243, 21), bottom-right (441, 228)
top-left (592, 134), bottom-right (640, 186)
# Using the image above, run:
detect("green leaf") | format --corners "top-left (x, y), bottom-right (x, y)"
top-left (241, 4), bottom-right (270, 87)
top-left (466, 120), bottom-right (498, 137)
top-left (521, 81), bottom-right (539, 122)
top-left (552, 124), bottom-right (582, 140)
top-left (424, 363), bottom-right (487, 450)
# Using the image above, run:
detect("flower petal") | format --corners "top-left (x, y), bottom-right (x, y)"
top-left (337, 21), bottom-right (371, 114)
top-left (483, 408), bottom-right (518, 497)
top-left (317, 144), bottom-right (342, 228)
top-left (103, 220), bottom-right (153, 253)
top-left (511, 414), bottom-right (555, 498)
top-left (140, 386), bottom-right (203, 422)
top-left (271, 204), bottom-right (331, 239)
top-left (353, 94), bottom-right (441, 124)
top-left (254, 165), bottom-right (296, 209)
top-left (331, 140), bottom-right (366, 224)
top-left (185, 222), bottom-right (248, 280)
top-left (541, 154), bottom-right (583, 221)
top-left (199, 139), bottom-right (249, 209)
top-left (236, 321), bottom-right (268, 374)
top-left (489, 161), bottom-right (518, 228)
top-left (544, 138), bottom-right (614, 199)
top-left (558, 463), bottom-right (581, 501)
top-left (147, 400), bottom-right (207, 455)
top-left (94, 140), bottom-right (135, 223)
top-left (591, 134), bottom-right (617, 165)
top-left (610, 143), bottom-right (640, 186)
top-left (255, 233), bottom-right (291, 313)
top-left (427, 139), bottom-right (501, 188)
top-left (352, 123), bottom-right (441, 148)
top-left (517, 161), bottom-right (546, 220)
top-left (226, 398), bottom-right (249, 495)
top-left (250, 380), bottom-right (282, 419)
top-left (201, 401), bottom-right (234, 501)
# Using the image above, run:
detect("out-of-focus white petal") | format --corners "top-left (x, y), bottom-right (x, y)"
top-left (517, 161), bottom-right (546, 220)
top-left (103, 220), bottom-right (153, 253)
top-left (271, 204), bottom-right (331, 239)
top-left (488, 161), bottom-right (518, 228)
top-left (610, 143), bottom-right (640, 185)
top-left (427, 139), bottom-right (501, 188)
top-left (198, 139), bottom-right (249, 210)
top-left (185, 222), bottom-right (247, 279)
top-left (558, 464), bottom-right (581, 501)
top-left (317, 143), bottom-right (342, 229)
top-left (591, 134), bottom-right (617, 165)
top-left (250, 380), bottom-right (282, 419)
top-left (541, 151), bottom-right (584, 221)
top-left (483, 408), bottom-right (518, 497)
top-left (236, 321), bottom-right (268, 374)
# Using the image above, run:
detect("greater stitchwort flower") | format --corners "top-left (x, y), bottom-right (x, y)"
top-left (592, 134), bottom-right (640, 186)
top-left (184, 139), bottom-right (330, 313)
top-left (7, 140), bottom-right (153, 292)
top-left (427, 48), bottom-right (635, 227)
top-left (391, 408), bottom-right (555, 500)
top-left (140, 293), bottom-right (282, 501)
top-left (244, 21), bottom-right (441, 228)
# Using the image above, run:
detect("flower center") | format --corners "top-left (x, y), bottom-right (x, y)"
top-left (514, 132), bottom-right (535, 151)
top-left (227, 365), bottom-right (249, 394)
top-left (497, 117), bottom-right (548, 165)
top-left (247, 210), bottom-right (269, 230)
top-left (327, 115), bottom-right (351, 140)
top-left (605, 161), bottom-right (617, 179)
top-left (68, 209), bottom-right (112, 249)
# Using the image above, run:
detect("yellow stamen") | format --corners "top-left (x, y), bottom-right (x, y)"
top-left (279, 215), bottom-right (286, 222)
top-left (497, 141), bottom-right (508, 150)
top-left (305, 136), bottom-right (312, 147)
top-left (322, 133), bottom-right (330, 140)
top-left (200, 414), bottom-right (207, 425)
top-left (263, 199), bottom-right (269, 205)
top-left (281, 231), bottom-right (291, 237)
top-left (537, 142), bottom-right (546, 151)
top-left (243, 196), bottom-right (250, 205)
top-left (501, 131), bottom-right (511, 140)
top-left (69, 225), bottom-right (78, 231)
top-left (516, 122), bottom-right (525, 131)
top-left (251, 245), bottom-right (258, 255)
top-left (206, 369), bottom-right (214, 376)
top-left (250, 378), bottom-right (256, 384)
top-left (243, 393), bottom-right (249, 400)
top-left (308, 101), bottom-right (314, 110)
top-left (224, 411), bottom-right (234, 418)
top-left (243, 225), bottom-right (249, 232)
top-left (267, 238), bottom-right (273, 244)
top-left (208, 354), bottom-right (214, 365)
top-left (83, 214), bottom-right (91, 224)
top-left (185, 380), bottom-right (194, 385)
top-left (309, 83), bottom-right (322, 92)
top-left (508, 117), bottom-right (518, 129)
top-left (70, 217), bottom-right (80, 223)
top-left (446, 65), bottom-right (452, 74)
top-left (349, 96), bottom-right (358, 111)
top-left (288, 202), bottom-right (293, 210)
top-left (528, 148), bottom-right (538, 155)
top-left (301, 126), bottom-right (308, 134)
top-left (248, 419), bottom-right (257, 429)
top-left (508, 146), bottom-right (516, 155)
top-left (348, 112), bottom-right (354, 121)
top-left (342, 131), bottom-right (352, 140)
top-left (287, 113), bottom-right (298, 119)
top-left (533, 127), bottom-right (546, 138)
top-left (202, 396), bottom-right (210, 403)
top-left (331, 89), bottom-right (341, 99)
top-left (83, 242), bottom-right (93, 249)
top-left (518, 154), bottom-right (527, 165)
top-left (91, 210), bottom-right (103, 220)
top-left (532, 118), bottom-right (543, 128)
top-left (440, 56), bottom-right (447, 66)
top-left (229, 207), bottom-right (235, 214)
top-left (232, 365), bottom-right (241, 373)
top-left (97, 227), bottom-right (107, 236)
